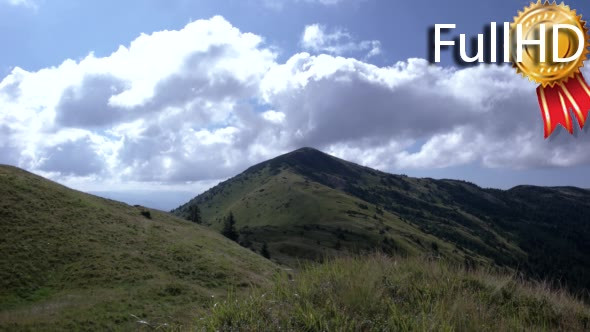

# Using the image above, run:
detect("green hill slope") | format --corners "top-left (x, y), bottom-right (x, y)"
top-left (173, 147), bottom-right (590, 294)
top-left (0, 165), bottom-right (276, 330)
top-left (175, 151), bottom-right (478, 267)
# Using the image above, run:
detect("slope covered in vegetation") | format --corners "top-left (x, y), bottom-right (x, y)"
top-left (174, 147), bottom-right (590, 295)
top-left (0, 165), bottom-right (276, 330)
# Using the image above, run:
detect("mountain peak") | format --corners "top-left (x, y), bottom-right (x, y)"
top-left (276, 147), bottom-right (328, 161)
top-left (258, 146), bottom-right (362, 181)
top-left (291, 146), bottom-right (322, 153)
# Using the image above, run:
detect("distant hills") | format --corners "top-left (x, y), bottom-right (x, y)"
top-left (0, 165), bottom-right (276, 330)
top-left (89, 190), bottom-right (195, 211)
top-left (174, 147), bottom-right (590, 294)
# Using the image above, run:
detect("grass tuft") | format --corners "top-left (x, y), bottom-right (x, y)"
top-left (197, 254), bottom-right (590, 331)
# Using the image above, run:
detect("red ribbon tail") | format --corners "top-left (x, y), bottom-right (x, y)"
top-left (536, 73), bottom-right (590, 139)
top-left (560, 73), bottom-right (590, 129)
top-left (537, 84), bottom-right (574, 138)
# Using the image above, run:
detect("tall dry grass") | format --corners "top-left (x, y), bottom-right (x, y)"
top-left (196, 254), bottom-right (590, 331)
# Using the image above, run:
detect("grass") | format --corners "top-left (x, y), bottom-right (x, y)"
top-left (197, 254), bottom-right (590, 331)
top-left (0, 165), bottom-right (277, 330)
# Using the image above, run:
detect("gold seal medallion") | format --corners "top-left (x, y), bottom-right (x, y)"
top-left (511, 1), bottom-right (590, 87)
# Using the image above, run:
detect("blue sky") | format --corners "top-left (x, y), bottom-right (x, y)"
top-left (1, 0), bottom-right (560, 71)
top-left (1, 0), bottom-right (590, 210)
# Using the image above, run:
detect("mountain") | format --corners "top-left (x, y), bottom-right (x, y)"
top-left (173, 147), bottom-right (590, 294)
top-left (0, 165), bottom-right (276, 330)
top-left (2, 151), bottom-right (589, 330)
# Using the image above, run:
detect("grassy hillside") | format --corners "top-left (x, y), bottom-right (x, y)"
top-left (198, 254), bottom-right (590, 331)
top-left (175, 159), bottom-right (483, 268)
top-left (0, 165), bottom-right (277, 330)
top-left (174, 147), bottom-right (590, 295)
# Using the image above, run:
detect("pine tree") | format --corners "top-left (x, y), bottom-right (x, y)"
top-left (221, 212), bottom-right (239, 242)
top-left (189, 205), bottom-right (202, 224)
top-left (260, 242), bottom-right (271, 259)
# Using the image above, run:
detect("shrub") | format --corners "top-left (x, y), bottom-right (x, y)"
top-left (260, 242), bottom-right (271, 259)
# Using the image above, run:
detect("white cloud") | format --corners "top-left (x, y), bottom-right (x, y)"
top-left (1, 0), bottom-right (38, 9)
top-left (303, 0), bottom-right (343, 4)
top-left (263, 0), bottom-right (350, 10)
top-left (262, 110), bottom-right (286, 123)
top-left (261, 54), bottom-right (590, 170)
top-left (0, 15), bottom-right (589, 198)
top-left (301, 24), bottom-right (381, 59)
top-left (0, 16), bottom-right (277, 185)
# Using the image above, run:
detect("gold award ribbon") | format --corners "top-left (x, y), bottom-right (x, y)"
top-left (511, 1), bottom-right (590, 138)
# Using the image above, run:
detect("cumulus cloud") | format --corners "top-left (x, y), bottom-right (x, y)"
top-left (261, 54), bottom-right (590, 170)
top-left (0, 16), bottom-right (276, 184)
top-left (262, 0), bottom-right (352, 10)
top-left (301, 24), bottom-right (381, 59)
top-left (0, 124), bottom-right (19, 164)
top-left (0, 15), bottom-right (588, 196)
top-left (39, 137), bottom-right (105, 176)
top-left (56, 75), bottom-right (129, 128)
top-left (303, 0), bottom-right (344, 4)
top-left (1, 0), bottom-right (37, 9)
